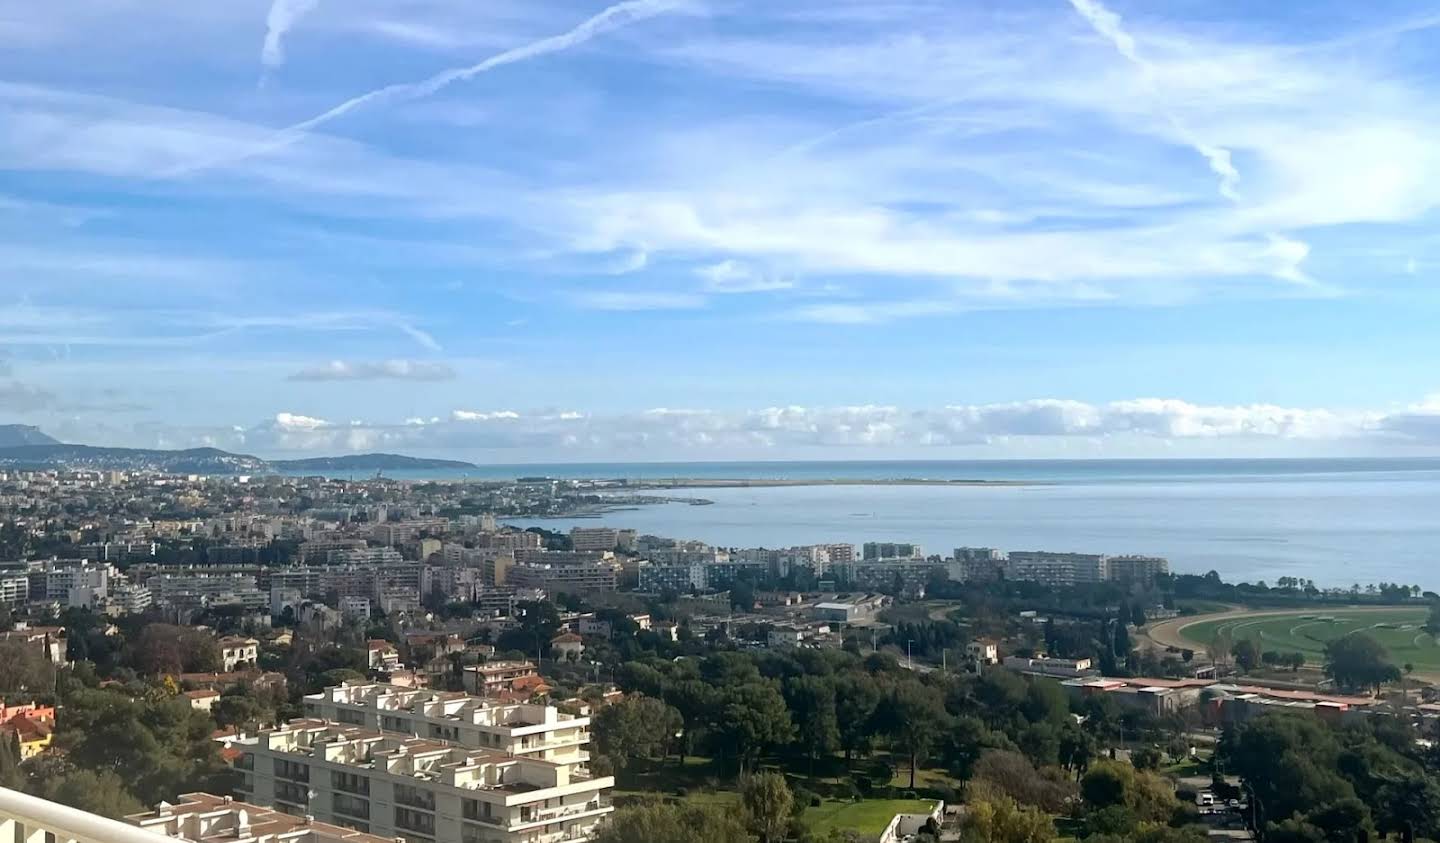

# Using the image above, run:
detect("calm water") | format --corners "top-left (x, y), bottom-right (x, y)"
top-left (491, 459), bottom-right (1440, 589)
top-left (341, 457), bottom-right (1440, 484)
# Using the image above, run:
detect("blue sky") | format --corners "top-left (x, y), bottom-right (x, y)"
top-left (5, 0), bottom-right (1440, 460)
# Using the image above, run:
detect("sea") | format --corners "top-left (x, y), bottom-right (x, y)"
top-left (436, 458), bottom-right (1440, 590)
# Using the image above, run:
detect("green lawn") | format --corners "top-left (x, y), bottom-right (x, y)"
top-left (1177, 607), bottom-right (1438, 669)
top-left (683, 791), bottom-right (742, 809)
top-left (885, 764), bottom-right (962, 794)
top-left (804, 799), bottom-right (938, 837)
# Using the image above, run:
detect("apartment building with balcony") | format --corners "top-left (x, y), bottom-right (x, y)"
top-left (303, 683), bottom-right (592, 768)
top-left (461, 662), bottom-right (541, 697)
top-left (233, 720), bottom-right (613, 843)
top-left (128, 792), bottom-right (395, 842)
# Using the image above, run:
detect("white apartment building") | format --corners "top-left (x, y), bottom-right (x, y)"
top-left (149, 572), bottom-right (266, 611)
top-left (505, 563), bottom-right (617, 595)
top-left (1006, 551), bottom-right (1108, 585)
top-left (103, 579), bottom-right (153, 616)
top-left (328, 548), bottom-right (406, 569)
top-left (0, 573), bottom-right (28, 606)
top-left (304, 684), bottom-right (593, 769)
top-left (129, 792), bottom-right (396, 842)
top-left (24, 559), bottom-right (113, 608)
top-left (567, 528), bottom-right (619, 552)
top-left (233, 720), bottom-right (613, 843)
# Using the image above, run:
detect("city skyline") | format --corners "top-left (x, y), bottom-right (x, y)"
top-left (6, 0), bottom-right (1440, 460)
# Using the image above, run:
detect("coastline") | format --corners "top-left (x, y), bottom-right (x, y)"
top-left (613, 477), bottom-right (1036, 489)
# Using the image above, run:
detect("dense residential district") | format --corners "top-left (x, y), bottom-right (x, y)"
top-left (2, 470), bottom-right (1439, 843)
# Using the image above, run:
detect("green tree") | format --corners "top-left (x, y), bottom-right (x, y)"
top-left (55, 687), bottom-right (229, 807)
top-left (880, 680), bottom-right (949, 789)
top-left (1020, 679), bottom-right (1070, 726)
top-left (712, 682), bottom-right (795, 774)
top-left (593, 800), bottom-right (753, 843)
top-left (1131, 746), bottom-right (1163, 771)
top-left (741, 771), bottom-right (793, 843)
top-left (1300, 796), bottom-right (1375, 843)
top-left (1058, 724), bottom-right (1096, 778)
top-left (594, 694), bottom-right (684, 774)
top-left (1230, 639), bottom-right (1259, 673)
top-left (1324, 633), bottom-right (1400, 694)
top-left (212, 694), bottom-right (268, 730)
top-left (664, 679), bottom-right (717, 760)
top-left (1222, 714), bottom-right (1355, 832)
top-left (834, 673), bottom-right (881, 764)
top-left (786, 676), bottom-right (840, 773)
top-left (958, 794), bottom-right (1054, 843)
top-left (0, 731), bottom-right (24, 791)
top-left (38, 768), bottom-right (145, 819)
top-left (1080, 760), bottom-right (1177, 826)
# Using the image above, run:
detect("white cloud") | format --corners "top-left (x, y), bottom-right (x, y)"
top-left (261, 0), bottom-right (321, 73)
top-left (397, 323), bottom-right (444, 353)
top-left (182, 0), bottom-right (697, 176)
top-left (58, 392), bottom-right (1440, 457)
top-left (451, 410), bottom-right (521, 422)
top-left (273, 412), bottom-right (330, 431)
top-left (157, 396), bottom-right (1427, 456)
top-left (696, 260), bottom-right (793, 293)
top-left (1066, 0), bottom-right (1241, 202)
top-left (288, 360), bottom-right (457, 382)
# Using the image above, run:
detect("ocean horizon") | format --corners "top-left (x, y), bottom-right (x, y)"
top-left (295, 455), bottom-right (1440, 484)
top-left (471, 457), bottom-right (1440, 591)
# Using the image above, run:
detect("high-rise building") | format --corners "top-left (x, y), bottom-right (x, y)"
top-left (637, 562), bottom-right (707, 593)
top-left (505, 563), bottom-right (617, 594)
top-left (1006, 551), bottom-right (1107, 585)
top-left (569, 527), bottom-right (620, 552)
top-left (950, 547), bottom-right (1006, 582)
top-left (1106, 555), bottom-right (1170, 584)
top-left (861, 542), bottom-right (923, 560)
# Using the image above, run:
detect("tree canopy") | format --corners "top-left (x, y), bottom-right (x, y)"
top-left (1323, 633), bottom-right (1400, 693)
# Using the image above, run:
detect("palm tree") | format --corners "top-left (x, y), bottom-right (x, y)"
top-left (1403, 663), bottom-right (1415, 703)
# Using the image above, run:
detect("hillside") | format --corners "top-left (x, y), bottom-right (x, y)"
top-left (272, 453), bottom-right (478, 472)
top-left (0, 425), bottom-right (61, 448)
top-left (0, 439), bottom-right (476, 474)
top-left (0, 444), bottom-right (270, 474)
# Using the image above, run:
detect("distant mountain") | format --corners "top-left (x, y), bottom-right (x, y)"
top-left (0, 444), bottom-right (270, 473)
top-left (0, 441), bottom-right (475, 474)
top-left (272, 453), bottom-right (478, 472)
top-left (0, 425), bottom-right (60, 448)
